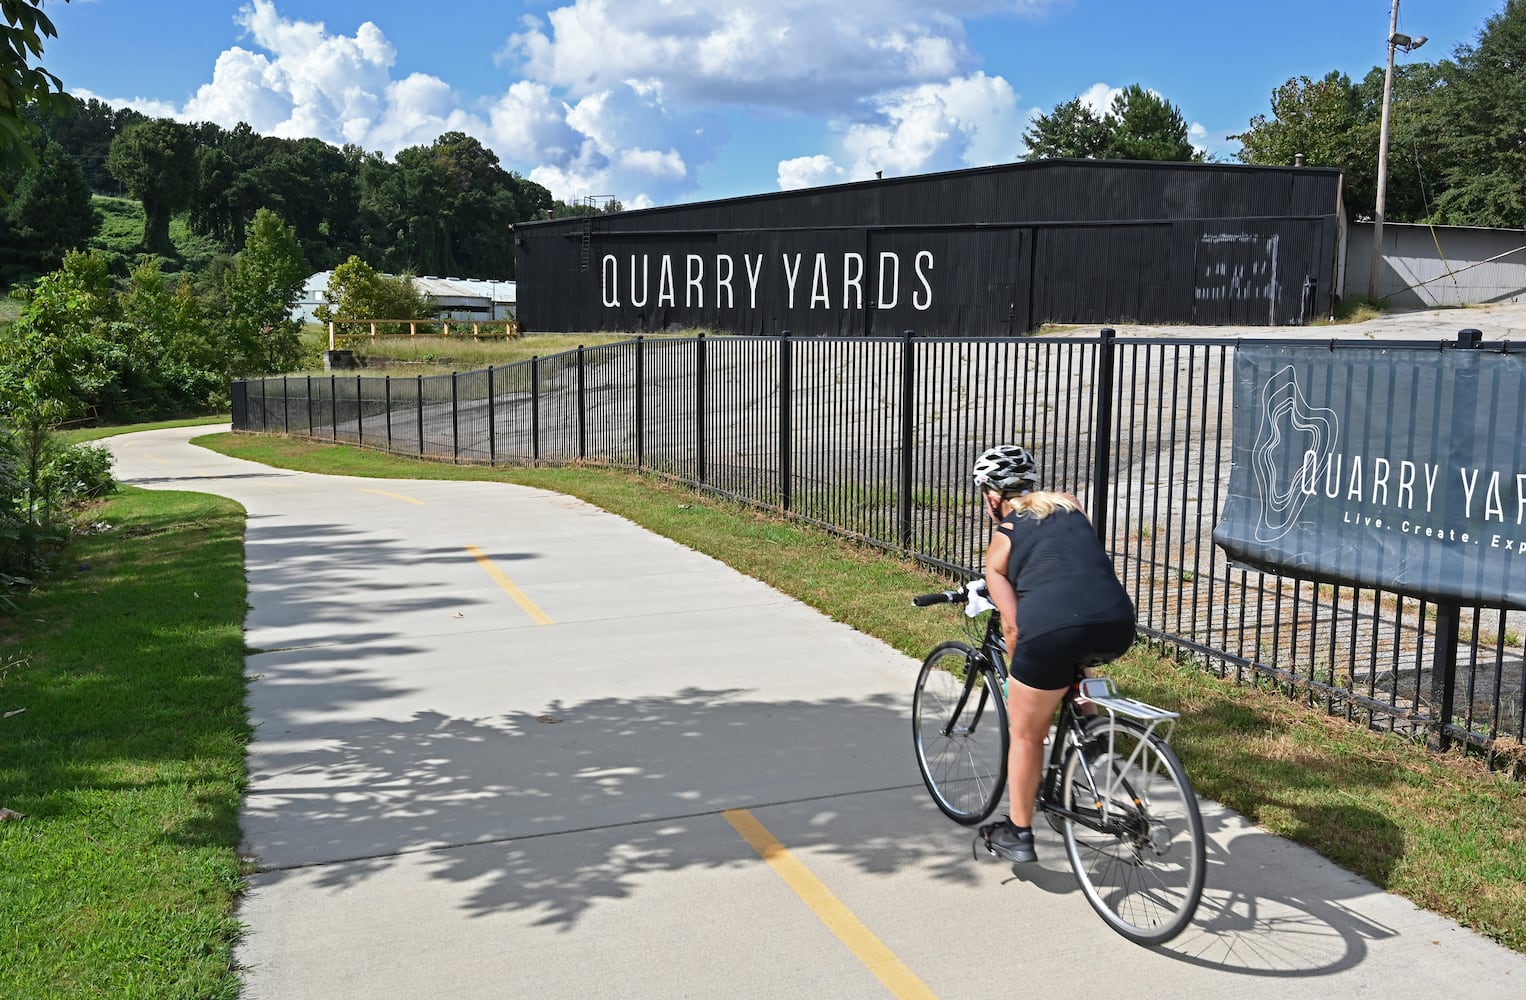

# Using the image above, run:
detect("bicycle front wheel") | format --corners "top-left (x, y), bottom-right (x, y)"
top-left (1060, 717), bottom-right (1205, 946)
top-left (912, 642), bottom-right (1008, 825)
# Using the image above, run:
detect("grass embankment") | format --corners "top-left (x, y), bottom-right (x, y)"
top-left (1, 428), bottom-right (1521, 998)
top-left (300, 326), bottom-right (703, 377)
top-left (0, 488), bottom-right (249, 999)
top-left (56, 415), bottom-right (232, 446)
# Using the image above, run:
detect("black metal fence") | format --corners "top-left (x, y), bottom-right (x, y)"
top-left (232, 331), bottom-right (1526, 757)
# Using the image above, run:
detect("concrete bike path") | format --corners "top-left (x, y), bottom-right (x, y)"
top-left (106, 426), bottom-right (1525, 999)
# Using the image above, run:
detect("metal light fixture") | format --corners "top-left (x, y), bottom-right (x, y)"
top-left (1369, 3), bottom-right (1427, 301)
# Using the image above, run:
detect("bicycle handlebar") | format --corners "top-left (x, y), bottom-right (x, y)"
top-left (912, 588), bottom-right (968, 607)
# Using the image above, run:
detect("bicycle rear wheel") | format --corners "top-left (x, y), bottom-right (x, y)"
top-left (1059, 717), bottom-right (1205, 945)
top-left (912, 642), bottom-right (1008, 825)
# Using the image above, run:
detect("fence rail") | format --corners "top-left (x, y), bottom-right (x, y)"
top-left (325, 318), bottom-right (518, 347)
top-left (233, 330), bottom-right (1526, 759)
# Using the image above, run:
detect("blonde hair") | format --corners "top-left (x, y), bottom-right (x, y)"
top-left (1006, 489), bottom-right (1079, 521)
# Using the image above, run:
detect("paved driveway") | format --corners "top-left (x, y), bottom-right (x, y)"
top-left (107, 426), bottom-right (1525, 999)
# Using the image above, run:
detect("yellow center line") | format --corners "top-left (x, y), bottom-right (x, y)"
top-left (465, 545), bottom-right (554, 625)
top-left (723, 808), bottom-right (938, 1000)
top-left (356, 488), bottom-right (426, 505)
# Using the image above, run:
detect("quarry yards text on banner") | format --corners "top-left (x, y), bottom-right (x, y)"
top-left (1212, 343), bottom-right (1526, 609)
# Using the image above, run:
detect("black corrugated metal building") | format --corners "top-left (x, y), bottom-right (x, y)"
top-left (514, 158), bottom-right (1344, 336)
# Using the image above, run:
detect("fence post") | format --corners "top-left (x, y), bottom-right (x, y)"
top-left (385, 376), bottom-right (393, 452)
top-left (696, 332), bottom-right (707, 485)
top-left (282, 376), bottom-right (290, 435)
top-left (635, 336), bottom-right (645, 471)
top-left (306, 375), bottom-right (313, 437)
top-left (1426, 328), bottom-right (1485, 750)
top-left (1090, 327), bottom-right (1118, 543)
top-left (416, 375), bottom-right (424, 457)
top-left (1429, 602), bottom-right (1461, 751)
top-left (330, 374), bottom-right (338, 441)
top-left (487, 365), bottom-right (496, 466)
top-left (899, 329), bottom-right (915, 553)
top-left (451, 372), bottom-right (460, 462)
top-left (531, 356), bottom-right (541, 463)
top-left (356, 374), bottom-right (363, 446)
top-left (577, 345), bottom-right (587, 460)
top-left (779, 329), bottom-right (793, 512)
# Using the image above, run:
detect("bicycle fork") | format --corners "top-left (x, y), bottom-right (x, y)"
top-left (943, 673), bottom-right (993, 738)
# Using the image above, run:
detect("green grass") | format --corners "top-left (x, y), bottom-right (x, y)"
top-left (88, 196), bottom-right (230, 274)
top-left (301, 325), bottom-right (713, 376)
top-left (90, 196), bottom-right (147, 258)
top-left (0, 488), bottom-right (250, 999)
top-left (57, 415), bottom-right (232, 446)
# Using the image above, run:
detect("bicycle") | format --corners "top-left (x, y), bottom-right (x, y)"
top-left (911, 581), bottom-right (1206, 946)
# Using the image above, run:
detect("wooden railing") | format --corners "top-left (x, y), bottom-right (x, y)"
top-left (326, 318), bottom-right (518, 348)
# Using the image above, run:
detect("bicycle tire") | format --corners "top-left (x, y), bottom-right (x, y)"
top-left (912, 641), bottom-right (1009, 825)
top-left (1059, 717), bottom-right (1205, 946)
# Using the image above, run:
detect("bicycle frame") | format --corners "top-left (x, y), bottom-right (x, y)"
top-left (966, 609), bottom-right (1183, 837)
top-left (920, 586), bottom-right (1184, 836)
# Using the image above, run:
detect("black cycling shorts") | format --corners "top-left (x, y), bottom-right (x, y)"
top-left (1007, 620), bottom-right (1136, 690)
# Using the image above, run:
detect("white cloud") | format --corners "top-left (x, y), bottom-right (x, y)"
top-left (179, 48), bottom-right (292, 133)
top-left (488, 81), bottom-right (720, 207)
top-left (777, 154), bottom-right (848, 190)
top-left (1077, 82), bottom-right (1124, 116)
top-left (780, 72), bottom-right (1029, 189)
top-left (505, 0), bottom-right (981, 112)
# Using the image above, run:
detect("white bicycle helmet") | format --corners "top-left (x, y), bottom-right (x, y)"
top-left (972, 444), bottom-right (1040, 494)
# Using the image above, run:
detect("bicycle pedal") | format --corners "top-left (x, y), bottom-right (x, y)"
top-left (974, 822), bottom-right (999, 859)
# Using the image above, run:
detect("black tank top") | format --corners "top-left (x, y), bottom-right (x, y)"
top-left (997, 507), bottom-right (1135, 639)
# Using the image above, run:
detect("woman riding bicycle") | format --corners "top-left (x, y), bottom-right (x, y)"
top-left (972, 444), bottom-right (1136, 863)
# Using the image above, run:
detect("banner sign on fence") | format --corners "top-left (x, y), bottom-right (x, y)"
top-left (1213, 343), bottom-right (1526, 609)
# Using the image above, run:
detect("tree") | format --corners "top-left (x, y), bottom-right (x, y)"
top-left (105, 118), bottom-right (198, 255)
top-left (0, 139), bottom-right (97, 284)
top-left (360, 132), bottom-right (553, 277)
top-left (1022, 97), bottom-right (1109, 160)
top-left (1430, 0), bottom-right (1526, 227)
top-left (548, 195), bottom-right (621, 219)
top-left (1100, 85), bottom-right (1201, 161)
top-left (220, 208), bottom-right (308, 375)
top-left (31, 95), bottom-right (144, 194)
top-left (0, 0), bottom-right (73, 194)
top-left (1024, 85), bottom-right (1200, 162)
top-left (1234, 73), bottom-right (1362, 168)
top-left (314, 255), bottom-right (434, 335)
top-left (117, 258), bottom-right (220, 379)
top-left (0, 249), bottom-right (118, 421)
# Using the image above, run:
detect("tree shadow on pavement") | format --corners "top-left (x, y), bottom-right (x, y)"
top-left (238, 673), bottom-right (1421, 981)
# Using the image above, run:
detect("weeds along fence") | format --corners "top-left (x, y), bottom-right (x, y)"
top-left (232, 331), bottom-right (1526, 759)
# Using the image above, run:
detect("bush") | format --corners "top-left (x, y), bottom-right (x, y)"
top-left (39, 442), bottom-right (116, 503)
top-left (0, 428), bottom-right (117, 590)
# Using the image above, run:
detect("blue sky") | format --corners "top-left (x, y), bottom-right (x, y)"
top-left (41, 0), bottom-right (1507, 209)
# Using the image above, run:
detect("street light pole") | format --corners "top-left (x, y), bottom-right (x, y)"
top-left (1369, 0), bottom-right (1426, 302)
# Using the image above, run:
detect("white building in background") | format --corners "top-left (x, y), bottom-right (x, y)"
top-left (292, 272), bottom-right (517, 325)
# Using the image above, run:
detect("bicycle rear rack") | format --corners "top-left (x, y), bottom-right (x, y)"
top-left (1076, 677), bottom-right (1178, 739)
top-left (1073, 677), bottom-right (1179, 821)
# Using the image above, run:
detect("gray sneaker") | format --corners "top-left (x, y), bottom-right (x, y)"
top-left (987, 821), bottom-right (1037, 863)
